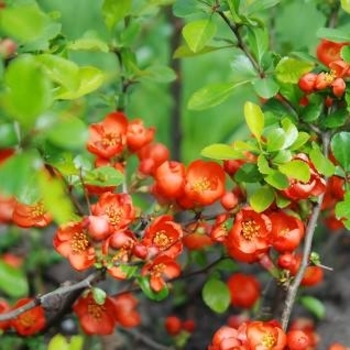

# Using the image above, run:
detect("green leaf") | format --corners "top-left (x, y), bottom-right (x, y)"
top-left (252, 77), bottom-right (279, 99)
top-left (301, 102), bottom-right (323, 122)
top-left (341, 0), bottom-right (350, 13)
top-left (275, 192), bottom-right (291, 208)
top-left (290, 132), bottom-right (310, 151)
top-left (84, 166), bottom-right (124, 187)
top-left (336, 191), bottom-right (350, 229)
top-left (230, 49), bottom-right (257, 79)
top-left (246, 0), bottom-right (280, 14)
top-left (317, 27), bottom-right (350, 43)
top-left (137, 276), bottom-right (169, 301)
top-left (38, 172), bottom-right (78, 225)
top-left (201, 144), bottom-right (242, 160)
top-left (188, 82), bottom-right (247, 110)
top-left (55, 66), bottom-right (104, 100)
top-left (202, 278), bottom-right (230, 314)
top-left (265, 170), bottom-right (289, 190)
top-left (139, 64), bottom-right (176, 83)
top-left (0, 261), bottom-right (29, 297)
top-left (320, 109), bottom-right (349, 129)
top-left (235, 163), bottom-right (263, 183)
top-left (173, 0), bottom-right (199, 17)
top-left (310, 146), bottom-right (335, 177)
top-left (46, 117), bottom-right (88, 150)
top-left (300, 296), bottom-right (325, 320)
top-left (48, 334), bottom-right (83, 350)
top-left (102, 0), bottom-right (132, 30)
top-left (3, 55), bottom-right (53, 128)
top-left (182, 19), bottom-right (217, 53)
top-left (37, 54), bottom-right (80, 91)
top-left (68, 38), bottom-right (109, 52)
top-left (0, 150), bottom-right (43, 202)
top-left (281, 118), bottom-right (299, 148)
top-left (92, 287), bottom-right (107, 305)
top-left (331, 132), bottom-right (350, 171)
top-left (271, 150), bottom-right (293, 164)
top-left (250, 186), bottom-right (275, 212)
top-left (257, 154), bottom-right (274, 174)
top-left (0, 4), bottom-right (46, 42)
top-left (278, 160), bottom-right (310, 182)
top-left (275, 57), bottom-right (314, 84)
top-left (244, 101), bottom-right (264, 141)
top-left (247, 26), bottom-right (269, 64)
top-left (341, 45), bottom-right (350, 64)
top-left (265, 128), bottom-right (286, 152)
top-left (173, 44), bottom-right (228, 58)
top-left (0, 123), bottom-right (18, 147)
top-left (214, 259), bottom-right (237, 272)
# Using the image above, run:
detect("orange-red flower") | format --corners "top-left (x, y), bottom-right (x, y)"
top-left (246, 320), bottom-right (286, 350)
top-left (111, 293), bottom-right (141, 328)
top-left (184, 160), bottom-right (226, 207)
top-left (87, 112), bottom-right (128, 159)
top-left (91, 192), bottom-right (135, 234)
top-left (141, 255), bottom-right (181, 292)
top-left (0, 194), bottom-right (15, 223)
top-left (53, 220), bottom-right (96, 271)
top-left (153, 161), bottom-right (185, 199)
top-left (12, 200), bottom-right (52, 228)
top-left (270, 211), bottom-right (305, 253)
top-left (183, 221), bottom-right (213, 250)
top-left (137, 142), bottom-right (170, 176)
top-left (226, 207), bottom-right (272, 263)
top-left (227, 273), bottom-right (261, 309)
top-left (316, 39), bottom-right (348, 66)
top-left (0, 298), bottom-right (11, 330)
top-left (208, 326), bottom-right (245, 350)
top-left (142, 215), bottom-right (183, 258)
top-left (73, 291), bottom-right (117, 335)
top-left (11, 298), bottom-right (46, 336)
top-left (127, 119), bottom-right (155, 152)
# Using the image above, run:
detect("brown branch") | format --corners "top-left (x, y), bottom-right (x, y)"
top-left (0, 270), bottom-right (104, 322)
top-left (281, 132), bottom-right (331, 331)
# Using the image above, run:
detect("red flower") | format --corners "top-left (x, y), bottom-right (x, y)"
top-left (246, 321), bottom-right (286, 350)
top-left (0, 298), bottom-right (11, 330)
top-left (0, 194), bottom-right (15, 224)
top-left (210, 214), bottom-right (231, 243)
top-left (73, 292), bottom-right (117, 335)
top-left (287, 329), bottom-right (309, 350)
top-left (87, 112), bottom-right (128, 159)
top-left (127, 119), bottom-right (155, 152)
top-left (11, 298), bottom-right (46, 336)
top-left (227, 273), bottom-right (261, 309)
top-left (298, 72), bottom-right (317, 93)
top-left (53, 220), bottom-right (96, 271)
top-left (91, 192), bottom-right (135, 234)
top-left (270, 211), bottom-right (305, 253)
top-left (281, 154), bottom-right (326, 200)
top-left (208, 326), bottom-right (244, 350)
top-left (165, 315), bottom-right (182, 336)
top-left (142, 215), bottom-right (183, 258)
top-left (184, 160), bottom-right (226, 206)
top-left (183, 222), bottom-right (213, 250)
top-left (153, 161), bottom-right (185, 199)
top-left (316, 39), bottom-right (348, 66)
top-left (12, 200), bottom-right (52, 228)
top-left (226, 207), bottom-right (272, 263)
top-left (301, 266), bottom-right (324, 287)
top-left (142, 255), bottom-right (181, 292)
top-left (111, 293), bottom-right (141, 327)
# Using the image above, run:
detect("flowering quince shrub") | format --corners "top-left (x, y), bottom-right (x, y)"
top-left (2, 0), bottom-right (350, 350)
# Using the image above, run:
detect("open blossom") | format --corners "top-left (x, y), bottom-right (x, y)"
top-left (142, 255), bottom-right (181, 292)
top-left (226, 207), bottom-right (272, 263)
top-left (91, 192), bottom-right (135, 234)
top-left (53, 220), bottom-right (96, 271)
top-left (12, 200), bottom-right (52, 228)
top-left (87, 111), bottom-right (128, 159)
top-left (183, 160), bottom-right (226, 207)
top-left (0, 298), bottom-right (11, 330)
top-left (316, 39), bottom-right (348, 67)
top-left (142, 215), bottom-right (183, 258)
top-left (127, 119), bottom-right (155, 152)
top-left (11, 298), bottom-right (46, 336)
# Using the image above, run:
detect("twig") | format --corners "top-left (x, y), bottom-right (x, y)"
top-left (123, 328), bottom-right (176, 350)
top-left (0, 270), bottom-right (104, 322)
top-left (281, 132), bottom-right (331, 331)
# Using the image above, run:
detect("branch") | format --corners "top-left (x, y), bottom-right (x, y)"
top-left (281, 132), bottom-right (331, 331)
top-left (0, 270), bottom-right (104, 322)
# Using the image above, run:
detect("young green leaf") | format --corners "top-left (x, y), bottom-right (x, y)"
top-left (331, 132), bottom-right (350, 172)
top-left (275, 57), bottom-right (314, 84)
top-left (244, 101), bottom-right (264, 141)
top-left (102, 0), bottom-right (131, 31)
top-left (335, 191), bottom-right (350, 229)
top-left (182, 19), bottom-right (216, 53)
top-left (0, 261), bottom-right (29, 297)
top-left (264, 170), bottom-right (289, 190)
top-left (84, 166), bottom-right (124, 187)
top-left (278, 160), bottom-right (310, 182)
top-left (252, 77), bottom-right (279, 99)
top-left (202, 278), bottom-right (230, 314)
top-left (310, 146), bottom-right (335, 177)
top-left (250, 186), bottom-right (275, 212)
top-left (201, 144), bottom-right (242, 160)
top-left (317, 27), bottom-right (350, 43)
top-left (300, 296), bottom-right (325, 320)
top-left (137, 276), bottom-right (169, 301)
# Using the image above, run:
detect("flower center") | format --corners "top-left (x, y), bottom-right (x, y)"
top-left (31, 202), bottom-right (45, 219)
top-left (152, 263), bottom-right (165, 277)
top-left (71, 232), bottom-right (89, 253)
top-left (106, 207), bottom-right (122, 226)
top-left (88, 303), bottom-right (105, 320)
top-left (19, 313), bottom-right (35, 327)
top-left (262, 332), bottom-right (276, 349)
top-left (191, 177), bottom-right (211, 193)
top-left (241, 219), bottom-right (260, 240)
top-left (153, 230), bottom-right (172, 249)
top-left (101, 132), bottom-right (121, 148)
